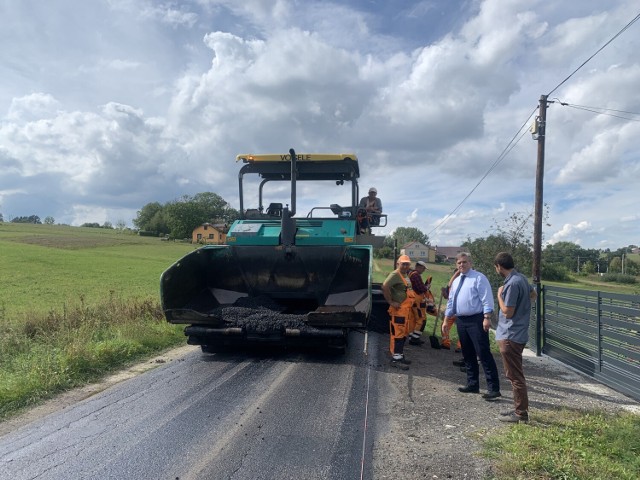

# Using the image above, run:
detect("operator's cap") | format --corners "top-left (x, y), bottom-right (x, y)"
top-left (416, 261), bottom-right (428, 268)
top-left (398, 254), bottom-right (411, 264)
top-left (368, 187), bottom-right (377, 193)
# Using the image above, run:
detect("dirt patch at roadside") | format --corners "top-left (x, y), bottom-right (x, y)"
top-left (372, 343), bottom-right (639, 480)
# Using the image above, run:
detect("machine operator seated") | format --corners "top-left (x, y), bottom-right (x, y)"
top-left (358, 187), bottom-right (382, 233)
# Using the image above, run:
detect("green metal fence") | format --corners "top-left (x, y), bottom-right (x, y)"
top-left (542, 285), bottom-right (640, 401)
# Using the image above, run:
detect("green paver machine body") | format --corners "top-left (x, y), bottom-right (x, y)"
top-left (160, 149), bottom-right (386, 350)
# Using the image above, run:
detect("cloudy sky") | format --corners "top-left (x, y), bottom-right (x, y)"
top-left (1, 0), bottom-right (639, 249)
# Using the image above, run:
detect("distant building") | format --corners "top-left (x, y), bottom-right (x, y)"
top-left (192, 223), bottom-right (228, 244)
top-left (434, 246), bottom-right (466, 263)
top-left (400, 241), bottom-right (436, 263)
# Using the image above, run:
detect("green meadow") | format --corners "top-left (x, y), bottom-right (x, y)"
top-left (1, 223), bottom-right (194, 315)
top-left (0, 223), bottom-right (195, 419)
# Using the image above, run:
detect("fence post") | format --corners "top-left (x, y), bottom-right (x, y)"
top-left (536, 284), bottom-right (543, 356)
top-left (597, 290), bottom-right (602, 373)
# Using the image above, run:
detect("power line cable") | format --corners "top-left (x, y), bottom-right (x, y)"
top-left (553, 100), bottom-right (640, 122)
top-left (555, 103), bottom-right (640, 117)
top-left (566, 105), bottom-right (640, 121)
top-left (547, 12), bottom-right (640, 97)
top-left (427, 107), bottom-right (537, 237)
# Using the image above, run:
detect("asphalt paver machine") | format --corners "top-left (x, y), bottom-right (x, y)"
top-left (160, 149), bottom-right (387, 351)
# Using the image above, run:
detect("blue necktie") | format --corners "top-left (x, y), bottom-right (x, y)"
top-left (451, 274), bottom-right (466, 316)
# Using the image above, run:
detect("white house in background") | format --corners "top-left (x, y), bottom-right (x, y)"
top-left (400, 242), bottom-right (436, 263)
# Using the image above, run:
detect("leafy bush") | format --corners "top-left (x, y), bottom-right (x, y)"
top-left (602, 273), bottom-right (637, 284)
top-left (617, 274), bottom-right (637, 284)
top-left (541, 263), bottom-right (571, 282)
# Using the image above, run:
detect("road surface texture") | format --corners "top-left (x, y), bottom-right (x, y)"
top-left (0, 331), bottom-right (388, 480)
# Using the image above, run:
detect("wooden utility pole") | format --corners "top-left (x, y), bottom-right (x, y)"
top-left (533, 94), bottom-right (548, 356)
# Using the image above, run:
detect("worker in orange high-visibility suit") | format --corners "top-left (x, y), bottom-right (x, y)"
top-left (408, 260), bottom-right (436, 345)
top-left (382, 255), bottom-right (417, 369)
top-left (440, 270), bottom-right (462, 351)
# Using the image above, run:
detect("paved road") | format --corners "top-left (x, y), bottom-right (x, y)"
top-left (0, 331), bottom-right (389, 480)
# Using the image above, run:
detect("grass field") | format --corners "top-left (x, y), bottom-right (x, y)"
top-left (0, 223), bottom-right (195, 419)
top-left (0, 223), bottom-right (195, 315)
top-left (627, 252), bottom-right (640, 263)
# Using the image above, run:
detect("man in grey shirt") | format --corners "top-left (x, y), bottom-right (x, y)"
top-left (494, 252), bottom-right (537, 424)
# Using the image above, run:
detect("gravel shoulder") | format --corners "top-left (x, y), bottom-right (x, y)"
top-left (372, 340), bottom-right (640, 480)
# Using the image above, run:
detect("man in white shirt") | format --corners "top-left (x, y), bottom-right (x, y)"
top-left (443, 252), bottom-right (501, 399)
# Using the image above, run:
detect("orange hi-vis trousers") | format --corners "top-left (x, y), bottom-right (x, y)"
top-left (414, 290), bottom-right (437, 333)
top-left (388, 293), bottom-right (417, 355)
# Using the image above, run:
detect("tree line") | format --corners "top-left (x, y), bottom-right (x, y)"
top-left (2, 215), bottom-right (127, 230)
top-left (0, 191), bottom-right (239, 240)
top-left (133, 192), bottom-right (240, 239)
top-left (375, 212), bottom-right (637, 290)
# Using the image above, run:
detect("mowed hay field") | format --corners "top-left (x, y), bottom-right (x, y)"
top-left (1, 223), bottom-right (195, 315)
top-left (0, 223), bottom-right (196, 419)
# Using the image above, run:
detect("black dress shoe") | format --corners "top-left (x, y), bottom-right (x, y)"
top-left (452, 359), bottom-right (465, 367)
top-left (458, 385), bottom-right (480, 393)
top-left (482, 391), bottom-right (502, 400)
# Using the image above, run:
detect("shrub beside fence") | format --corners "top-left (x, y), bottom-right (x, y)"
top-left (542, 285), bottom-right (640, 401)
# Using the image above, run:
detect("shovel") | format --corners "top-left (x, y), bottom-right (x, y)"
top-left (429, 292), bottom-right (444, 349)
